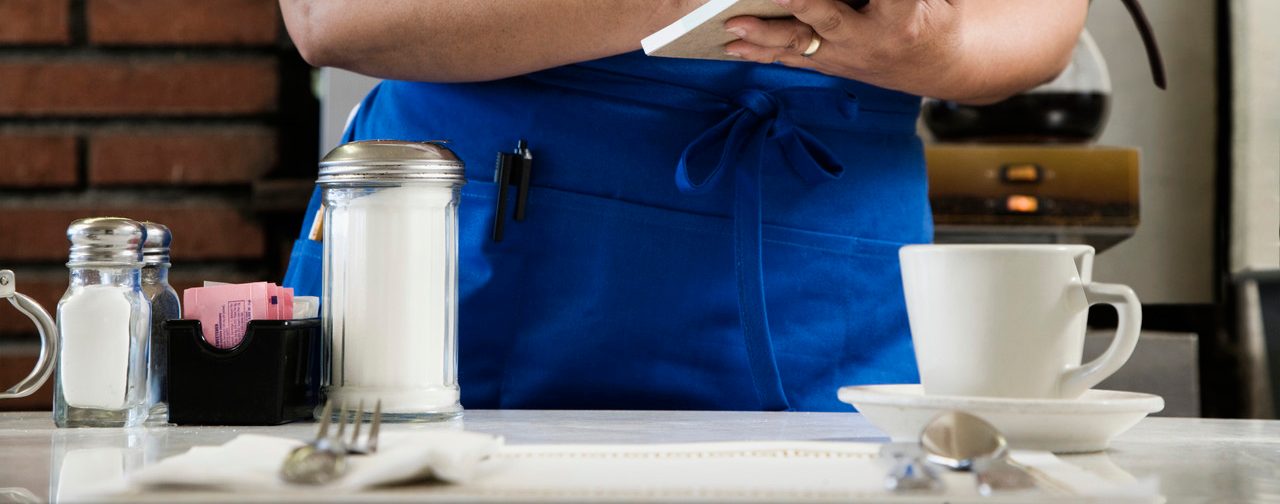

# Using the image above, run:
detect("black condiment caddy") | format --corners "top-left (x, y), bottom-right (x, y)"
top-left (164, 319), bottom-right (322, 425)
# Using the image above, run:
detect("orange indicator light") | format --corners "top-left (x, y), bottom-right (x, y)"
top-left (1006, 195), bottom-right (1040, 214)
top-left (1002, 164), bottom-right (1042, 183)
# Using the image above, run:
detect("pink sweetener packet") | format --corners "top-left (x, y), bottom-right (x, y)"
top-left (266, 283), bottom-right (295, 318)
top-left (267, 283), bottom-right (293, 320)
top-left (185, 288), bottom-right (201, 320)
top-left (278, 286), bottom-right (294, 320)
top-left (266, 284), bottom-right (279, 320)
top-left (182, 282), bottom-right (272, 349)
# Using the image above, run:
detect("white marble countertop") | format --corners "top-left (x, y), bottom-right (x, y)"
top-left (0, 410), bottom-right (1277, 503)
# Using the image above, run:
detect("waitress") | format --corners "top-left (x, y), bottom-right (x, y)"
top-left (279, 0), bottom-right (1087, 412)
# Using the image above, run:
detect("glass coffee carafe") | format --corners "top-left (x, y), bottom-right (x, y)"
top-left (923, 0), bottom-right (1165, 144)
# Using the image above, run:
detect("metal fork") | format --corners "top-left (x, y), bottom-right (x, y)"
top-left (346, 399), bottom-right (382, 455)
top-left (280, 400), bottom-right (349, 485)
top-left (279, 399), bottom-right (383, 484)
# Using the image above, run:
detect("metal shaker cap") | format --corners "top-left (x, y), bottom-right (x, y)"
top-left (140, 222), bottom-right (172, 266)
top-left (67, 217), bottom-right (145, 267)
top-left (318, 140), bottom-right (466, 186)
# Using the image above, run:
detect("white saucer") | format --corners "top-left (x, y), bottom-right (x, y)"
top-left (837, 384), bottom-right (1164, 453)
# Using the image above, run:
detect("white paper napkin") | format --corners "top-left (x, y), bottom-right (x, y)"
top-left (127, 431), bottom-right (503, 492)
top-left (426, 442), bottom-right (1160, 503)
top-left (112, 437), bottom-right (1157, 502)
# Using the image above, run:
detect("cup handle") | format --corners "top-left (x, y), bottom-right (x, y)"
top-left (1060, 281), bottom-right (1142, 398)
top-left (0, 270), bottom-right (59, 400)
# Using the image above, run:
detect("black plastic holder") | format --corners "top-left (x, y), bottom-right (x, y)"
top-left (165, 319), bottom-right (323, 425)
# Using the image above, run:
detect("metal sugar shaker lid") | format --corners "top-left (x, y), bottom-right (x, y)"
top-left (140, 222), bottom-right (173, 267)
top-left (317, 140), bottom-right (466, 186)
top-left (66, 217), bottom-right (146, 267)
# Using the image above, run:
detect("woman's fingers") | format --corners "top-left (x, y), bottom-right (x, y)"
top-left (771, 0), bottom-right (858, 42)
top-left (724, 17), bottom-right (818, 56)
top-left (723, 0), bottom-right (861, 63)
top-left (723, 40), bottom-right (782, 64)
top-left (725, 42), bottom-right (811, 65)
top-left (724, 37), bottom-right (819, 69)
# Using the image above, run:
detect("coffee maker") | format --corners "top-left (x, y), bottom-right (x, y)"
top-left (922, 0), bottom-right (1165, 252)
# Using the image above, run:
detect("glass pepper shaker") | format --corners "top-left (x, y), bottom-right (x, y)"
top-left (140, 222), bottom-right (179, 424)
top-left (54, 218), bottom-right (151, 428)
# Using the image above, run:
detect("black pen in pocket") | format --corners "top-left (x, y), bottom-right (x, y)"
top-left (492, 140), bottom-right (533, 242)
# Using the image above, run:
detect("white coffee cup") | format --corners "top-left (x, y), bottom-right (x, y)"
top-left (899, 244), bottom-right (1141, 399)
top-left (0, 270), bottom-right (58, 401)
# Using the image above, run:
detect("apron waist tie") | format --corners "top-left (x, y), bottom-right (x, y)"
top-left (676, 87), bottom-right (857, 411)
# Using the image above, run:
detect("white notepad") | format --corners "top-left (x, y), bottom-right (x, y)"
top-left (642, 0), bottom-right (791, 61)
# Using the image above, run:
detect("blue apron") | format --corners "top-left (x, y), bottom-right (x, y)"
top-left (285, 51), bottom-right (931, 412)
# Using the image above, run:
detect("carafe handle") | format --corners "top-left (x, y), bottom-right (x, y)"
top-left (0, 270), bottom-right (59, 400)
top-left (1118, 0), bottom-right (1166, 89)
top-left (1060, 281), bottom-right (1142, 398)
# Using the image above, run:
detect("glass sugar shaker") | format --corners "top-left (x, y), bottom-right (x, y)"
top-left (319, 141), bottom-right (466, 422)
top-left (140, 222), bottom-right (179, 424)
top-left (55, 217), bottom-right (151, 428)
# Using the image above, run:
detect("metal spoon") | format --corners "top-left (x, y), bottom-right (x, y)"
top-left (919, 411), bottom-right (1037, 494)
top-left (921, 411), bottom-right (1005, 471)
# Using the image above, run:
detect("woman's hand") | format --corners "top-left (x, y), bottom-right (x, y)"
top-left (724, 0), bottom-right (1087, 104)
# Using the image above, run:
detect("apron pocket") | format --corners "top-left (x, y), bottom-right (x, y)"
top-left (457, 181), bottom-right (918, 411)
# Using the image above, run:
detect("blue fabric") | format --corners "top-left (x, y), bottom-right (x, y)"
top-left (284, 51), bottom-right (932, 412)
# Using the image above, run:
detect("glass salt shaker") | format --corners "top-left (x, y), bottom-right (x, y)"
top-left (319, 141), bottom-right (466, 422)
top-left (55, 218), bottom-right (151, 428)
top-left (140, 222), bottom-right (179, 424)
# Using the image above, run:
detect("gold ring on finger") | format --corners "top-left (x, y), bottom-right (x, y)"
top-left (802, 34), bottom-right (822, 57)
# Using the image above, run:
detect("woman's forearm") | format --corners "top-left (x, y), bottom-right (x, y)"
top-left (939, 0), bottom-right (1088, 103)
top-left (281, 0), bottom-right (698, 82)
top-left (284, 0), bottom-right (1087, 101)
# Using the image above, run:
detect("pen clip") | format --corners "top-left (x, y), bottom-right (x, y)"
top-left (491, 140), bottom-right (533, 242)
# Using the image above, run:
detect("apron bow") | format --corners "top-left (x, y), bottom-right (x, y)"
top-left (674, 87), bottom-right (859, 411)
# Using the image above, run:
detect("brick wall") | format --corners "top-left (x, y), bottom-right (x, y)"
top-left (0, 0), bottom-right (319, 410)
